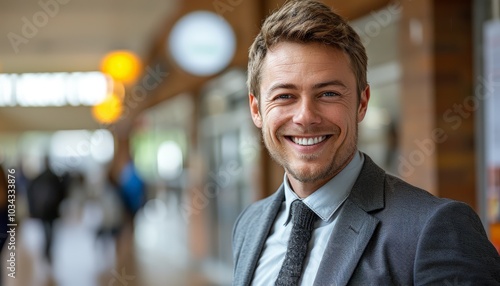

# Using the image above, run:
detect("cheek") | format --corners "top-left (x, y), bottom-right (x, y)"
top-left (264, 108), bottom-right (288, 130)
top-left (322, 104), bottom-right (344, 121)
top-left (324, 106), bottom-right (357, 133)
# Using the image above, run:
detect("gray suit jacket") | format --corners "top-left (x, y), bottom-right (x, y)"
top-left (232, 155), bottom-right (500, 285)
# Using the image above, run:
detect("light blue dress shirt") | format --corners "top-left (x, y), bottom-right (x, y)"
top-left (251, 151), bottom-right (365, 285)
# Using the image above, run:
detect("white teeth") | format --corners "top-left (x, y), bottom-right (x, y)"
top-left (292, 136), bottom-right (327, 146)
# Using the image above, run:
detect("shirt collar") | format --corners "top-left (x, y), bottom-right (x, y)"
top-left (283, 151), bottom-right (364, 224)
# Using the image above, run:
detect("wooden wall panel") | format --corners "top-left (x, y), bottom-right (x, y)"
top-left (399, 0), bottom-right (438, 194)
top-left (433, 0), bottom-right (476, 207)
top-left (399, 0), bottom-right (476, 208)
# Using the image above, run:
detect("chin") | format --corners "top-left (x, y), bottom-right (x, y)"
top-left (286, 163), bottom-right (332, 183)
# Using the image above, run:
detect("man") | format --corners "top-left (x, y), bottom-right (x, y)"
top-left (232, 0), bottom-right (500, 285)
top-left (27, 156), bottom-right (68, 264)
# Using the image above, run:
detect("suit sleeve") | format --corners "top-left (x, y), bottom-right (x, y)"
top-left (232, 203), bottom-right (253, 267)
top-left (413, 201), bottom-right (500, 285)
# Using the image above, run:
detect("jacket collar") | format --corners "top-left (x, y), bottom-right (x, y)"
top-left (347, 154), bottom-right (386, 213)
top-left (314, 154), bottom-right (386, 285)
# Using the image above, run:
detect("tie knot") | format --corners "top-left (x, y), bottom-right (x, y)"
top-left (291, 200), bottom-right (318, 231)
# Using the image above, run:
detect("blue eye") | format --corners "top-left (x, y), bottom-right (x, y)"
top-left (276, 94), bottom-right (292, 99)
top-left (322, 91), bottom-right (339, 97)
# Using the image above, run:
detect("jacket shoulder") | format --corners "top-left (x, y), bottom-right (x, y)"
top-left (233, 189), bottom-right (283, 242)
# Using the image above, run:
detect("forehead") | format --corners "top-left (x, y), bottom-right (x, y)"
top-left (260, 42), bottom-right (355, 89)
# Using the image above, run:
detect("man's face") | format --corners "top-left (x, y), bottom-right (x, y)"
top-left (249, 42), bottom-right (370, 196)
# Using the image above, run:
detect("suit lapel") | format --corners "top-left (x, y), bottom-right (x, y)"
top-left (237, 186), bottom-right (285, 286)
top-left (314, 155), bottom-right (386, 286)
top-left (314, 199), bottom-right (380, 286)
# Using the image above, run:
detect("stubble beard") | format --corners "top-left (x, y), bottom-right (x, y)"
top-left (262, 124), bottom-right (358, 184)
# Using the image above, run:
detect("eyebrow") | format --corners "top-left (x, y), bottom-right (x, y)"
top-left (267, 80), bottom-right (347, 94)
top-left (313, 80), bottom-right (347, 89)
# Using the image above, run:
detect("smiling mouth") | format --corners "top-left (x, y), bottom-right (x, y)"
top-left (289, 135), bottom-right (329, 146)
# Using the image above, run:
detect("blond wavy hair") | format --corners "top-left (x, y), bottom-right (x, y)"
top-left (247, 0), bottom-right (367, 100)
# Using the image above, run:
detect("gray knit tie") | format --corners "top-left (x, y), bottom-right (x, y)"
top-left (275, 200), bottom-right (318, 286)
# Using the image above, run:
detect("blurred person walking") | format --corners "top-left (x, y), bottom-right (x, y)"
top-left (26, 156), bottom-right (67, 264)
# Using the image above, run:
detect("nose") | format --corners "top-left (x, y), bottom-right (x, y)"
top-left (292, 98), bottom-right (321, 127)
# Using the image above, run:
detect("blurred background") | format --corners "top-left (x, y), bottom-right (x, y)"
top-left (0, 0), bottom-right (499, 285)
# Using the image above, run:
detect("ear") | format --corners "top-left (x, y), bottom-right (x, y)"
top-left (249, 93), bottom-right (262, 128)
top-left (357, 85), bottom-right (370, 123)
